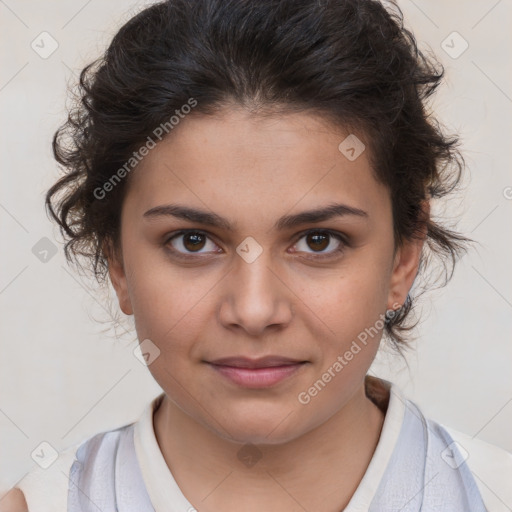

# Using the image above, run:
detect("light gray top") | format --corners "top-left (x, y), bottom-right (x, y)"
top-left (64, 377), bottom-right (488, 511)
top-left (17, 376), bottom-right (512, 511)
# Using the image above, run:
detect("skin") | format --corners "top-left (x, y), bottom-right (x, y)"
top-left (0, 488), bottom-right (27, 512)
top-left (100, 107), bottom-right (426, 512)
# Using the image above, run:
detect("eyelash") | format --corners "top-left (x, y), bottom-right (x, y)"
top-left (163, 229), bottom-right (348, 260)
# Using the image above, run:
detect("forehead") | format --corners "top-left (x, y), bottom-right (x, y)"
top-left (122, 108), bottom-right (390, 226)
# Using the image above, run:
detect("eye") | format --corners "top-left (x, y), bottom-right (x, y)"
top-left (291, 229), bottom-right (347, 258)
top-left (164, 230), bottom-right (221, 257)
top-left (163, 228), bottom-right (347, 260)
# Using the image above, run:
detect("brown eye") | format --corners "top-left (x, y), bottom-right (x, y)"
top-left (293, 230), bottom-right (346, 258)
top-left (182, 232), bottom-right (206, 252)
top-left (306, 232), bottom-right (329, 251)
top-left (165, 230), bottom-right (220, 256)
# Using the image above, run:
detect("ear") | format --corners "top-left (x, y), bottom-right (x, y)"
top-left (387, 200), bottom-right (429, 309)
top-left (104, 240), bottom-right (134, 316)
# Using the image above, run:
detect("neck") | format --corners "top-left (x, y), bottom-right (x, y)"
top-left (153, 377), bottom-right (387, 512)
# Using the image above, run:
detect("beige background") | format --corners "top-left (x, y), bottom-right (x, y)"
top-left (1, 0), bottom-right (511, 496)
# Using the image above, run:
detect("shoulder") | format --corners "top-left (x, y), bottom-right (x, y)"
top-left (5, 422), bottom-right (133, 512)
top-left (5, 442), bottom-right (80, 512)
top-left (443, 424), bottom-right (512, 512)
top-left (0, 488), bottom-right (28, 512)
top-left (388, 388), bottom-right (510, 510)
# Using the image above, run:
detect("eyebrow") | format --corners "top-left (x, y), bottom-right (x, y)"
top-left (143, 202), bottom-right (368, 231)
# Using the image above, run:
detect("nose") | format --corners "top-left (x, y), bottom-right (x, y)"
top-left (218, 250), bottom-right (294, 337)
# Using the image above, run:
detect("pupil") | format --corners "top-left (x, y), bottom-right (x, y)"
top-left (184, 233), bottom-right (205, 251)
top-left (308, 232), bottom-right (328, 251)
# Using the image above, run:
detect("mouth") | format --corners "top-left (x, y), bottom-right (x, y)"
top-left (205, 356), bottom-right (309, 388)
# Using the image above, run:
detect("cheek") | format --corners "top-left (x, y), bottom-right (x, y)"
top-left (294, 252), bottom-right (392, 380)
top-left (129, 274), bottom-right (208, 344)
top-left (122, 249), bottom-right (185, 339)
top-left (303, 261), bottom-right (389, 335)
top-left (124, 261), bottom-right (228, 376)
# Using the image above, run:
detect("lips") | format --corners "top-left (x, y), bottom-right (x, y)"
top-left (208, 356), bottom-right (307, 369)
top-left (206, 356), bottom-right (308, 388)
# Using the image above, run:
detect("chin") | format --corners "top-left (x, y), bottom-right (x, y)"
top-left (210, 406), bottom-right (306, 446)
top-left (220, 425), bottom-right (299, 447)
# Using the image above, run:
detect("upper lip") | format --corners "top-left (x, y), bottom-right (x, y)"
top-left (207, 356), bottom-right (307, 368)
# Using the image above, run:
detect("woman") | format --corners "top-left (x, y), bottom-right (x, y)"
top-left (3, 0), bottom-right (511, 510)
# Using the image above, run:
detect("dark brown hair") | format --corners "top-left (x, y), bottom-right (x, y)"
top-left (46, 0), bottom-right (471, 353)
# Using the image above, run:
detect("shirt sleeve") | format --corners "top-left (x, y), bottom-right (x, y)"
top-left (444, 425), bottom-right (512, 512)
top-left (13, 443), bottom-right (79, 512)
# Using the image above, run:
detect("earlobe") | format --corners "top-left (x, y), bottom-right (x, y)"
top-left (104, 241), bottom-right (134, 316)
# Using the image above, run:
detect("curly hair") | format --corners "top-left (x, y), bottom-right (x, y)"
top-left (46, 0), bottom-right (471, 353)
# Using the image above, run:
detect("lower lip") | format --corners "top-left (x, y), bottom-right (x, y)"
top-left (208, 363), bottom-right (306, 388)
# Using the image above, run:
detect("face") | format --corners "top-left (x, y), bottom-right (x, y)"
top-left (108, 107), bottom-right (423, 444)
